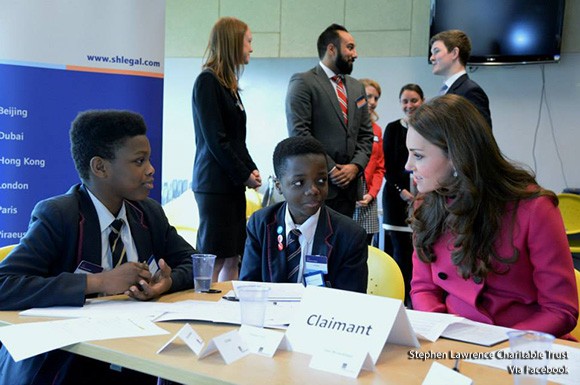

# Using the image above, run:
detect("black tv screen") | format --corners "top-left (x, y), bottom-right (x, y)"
top-left (429, 0), bottom-right (566, 65)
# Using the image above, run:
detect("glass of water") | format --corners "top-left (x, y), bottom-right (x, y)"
top-left (191, 254), bottom-right (216, 292)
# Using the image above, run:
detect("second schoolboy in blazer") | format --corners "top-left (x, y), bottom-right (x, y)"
top-left (240, 202), bottom-right (368, 293)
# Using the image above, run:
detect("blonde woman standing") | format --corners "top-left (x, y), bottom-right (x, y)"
top-left (192, 17), bottom-right (261, 282)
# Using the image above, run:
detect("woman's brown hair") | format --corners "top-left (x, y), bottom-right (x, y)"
top-left (408, 94), bottom-right (556, 280)
top-left (203, 17), bottom-right (248, 95)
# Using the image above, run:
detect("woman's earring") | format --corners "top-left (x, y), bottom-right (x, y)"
top-left (453, 168), bottom-right (458, 178)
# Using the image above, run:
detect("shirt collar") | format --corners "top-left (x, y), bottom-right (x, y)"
top-left (445, 70), bottom-right (467, 89)
top-left (319, 61), bottom-right (338, 79)
top-left (283, 203), bottom-right (321, 244)
top-left (85, 187), bottom-right (128, 233)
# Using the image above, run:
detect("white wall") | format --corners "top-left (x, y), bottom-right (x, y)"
top-left (162, 54), bottom-right (580, 199)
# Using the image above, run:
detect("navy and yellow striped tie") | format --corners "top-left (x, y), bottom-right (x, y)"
top-left (109, 219), bottom-right (126, 268)
top-left (286, 229), bottom-right (302, 283)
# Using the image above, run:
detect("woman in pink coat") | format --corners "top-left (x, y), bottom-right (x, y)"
top-left (406, 94), bottom-right (578, 338)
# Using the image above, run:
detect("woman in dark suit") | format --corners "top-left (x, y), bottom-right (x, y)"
top-left (192, 17), bottom-right (261, 281)
top-left (382, 83), bottom-right (424, 305)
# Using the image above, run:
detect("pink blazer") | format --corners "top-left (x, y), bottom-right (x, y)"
top-left (411, 195), bottom-right (579, 338)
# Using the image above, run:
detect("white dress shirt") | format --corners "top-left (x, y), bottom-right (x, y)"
top-left (86, 188), bottom-right (138, 270)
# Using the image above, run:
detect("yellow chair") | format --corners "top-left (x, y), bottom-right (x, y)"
top-left (245, 188), bottom-right (263, 221)
top-left (558, 193), bottom-right (580, 237)
top-left (570, 269), bottom-right (580, 341)
top-left (0, 244), bottom-right (16, 263)
top-left (367, 246), bottom-right (405, 300)
top-left (174, 226), bottom-right (198, 249)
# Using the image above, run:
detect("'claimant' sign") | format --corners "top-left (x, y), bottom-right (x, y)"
top-left (285, 286), bottom-right (419, 364)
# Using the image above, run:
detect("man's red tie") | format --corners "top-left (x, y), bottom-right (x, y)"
top-left (332, 75), bottom-right (348, 125)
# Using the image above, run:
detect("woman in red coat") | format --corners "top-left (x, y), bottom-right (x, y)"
top-left (353, 78), bottom-right (385, 245)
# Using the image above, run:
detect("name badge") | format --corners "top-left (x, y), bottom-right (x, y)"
top-left (147, 255), bottom-right (159, 275)
top-left (305, 255), bottom-right (328, 274)
top-left (303, 271), bottom-right (325, 287)
top-left (74, 260), bottom-right (104, 274)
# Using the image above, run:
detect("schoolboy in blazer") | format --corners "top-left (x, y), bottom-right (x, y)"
top-left (0, 110), bottom-right (195, 385)
top-left (240, 136), bottom-right (368, 293)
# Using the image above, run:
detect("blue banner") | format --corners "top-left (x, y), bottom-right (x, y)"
top-left (0, 0), bottom-right (165, 247)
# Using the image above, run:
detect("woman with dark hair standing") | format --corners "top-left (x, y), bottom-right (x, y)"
top-left (382, 83), bottom-right (424, 304)
top-left (192, 17), bottom-right (261, 281)
top-left (407, 94), bottom-right (577, 338)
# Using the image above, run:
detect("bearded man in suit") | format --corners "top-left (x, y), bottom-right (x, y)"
top-left (285, 23), bottom-right (373, 218)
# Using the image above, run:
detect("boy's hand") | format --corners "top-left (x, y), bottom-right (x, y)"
top-left (126, 258), bottom-right (173, 301)
top-left (86, 262), bottom-right (151, 295)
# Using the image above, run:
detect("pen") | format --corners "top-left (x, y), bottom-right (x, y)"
top-left (222, 295), bottom-right (239, 302)
top-left (452, 357), bottom-right (461, 372)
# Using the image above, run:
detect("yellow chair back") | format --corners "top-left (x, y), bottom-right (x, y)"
top-left (245, 188), bottom-right (263, 221)
top-left (570, 269), bottom-right (580, 341)
top-left (367, 246), bottom-right (405, 300)
top-left (174, 226), bottom-right (198, 249)
top-left (0, 244), bottom-right (17, 263)
top-left (558, 193), bottom-right (580, 236)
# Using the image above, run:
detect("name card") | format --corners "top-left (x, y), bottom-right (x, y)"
top-left (309, 346), bottom-right (375, 378)
top-left (238, 325), bottom-right (290, 357)
top-left (422, 362), bottom-right (473, 385)
top-left (198, 329), bottom-right (250, 364)
top-left (285, 286), bottom-right (419, 364)
top-left (156, 323), bottom-right (204, 355)
top-left (158, 325), bottom-right (250, 365)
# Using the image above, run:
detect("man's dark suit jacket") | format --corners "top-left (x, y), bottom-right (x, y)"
top-left (285, 65), bottom-right (374, 201)
top-left (0, 184), bottom-right (195, 384)
top-left (240, 202), bottom-right (368, 293)
top-left (448, 73), bottom-right (492, 129)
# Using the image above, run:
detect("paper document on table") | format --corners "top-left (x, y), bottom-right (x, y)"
top-left (466, 344), bottom-right (580, 385)
top-left (20, 298), bottom-right (175, 320)
top-left (154, 300), bottom-right (238, 323)
top-left (232, 281), bottom-right (304, 302)
top-left (441, 319), bottom-right (513, 346)
top-left (406, 310), bottom-right (462, 342)
top-left (0, 316), bottom-right (169, 362)
top-left (154, 298), bottom-right (298, 327)
top-left (407, 310), bottom-right (512, 346)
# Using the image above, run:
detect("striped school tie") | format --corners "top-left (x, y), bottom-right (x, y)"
top-left (331, 75), bottom-right (348, 125)
top-left (109, 218), bottom-right (126, 267)
top-left (286, 229), bottom-right (302, 283)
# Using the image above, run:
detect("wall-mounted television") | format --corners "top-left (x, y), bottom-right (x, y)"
top-left (429, 0), bottom-right (566, 66)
